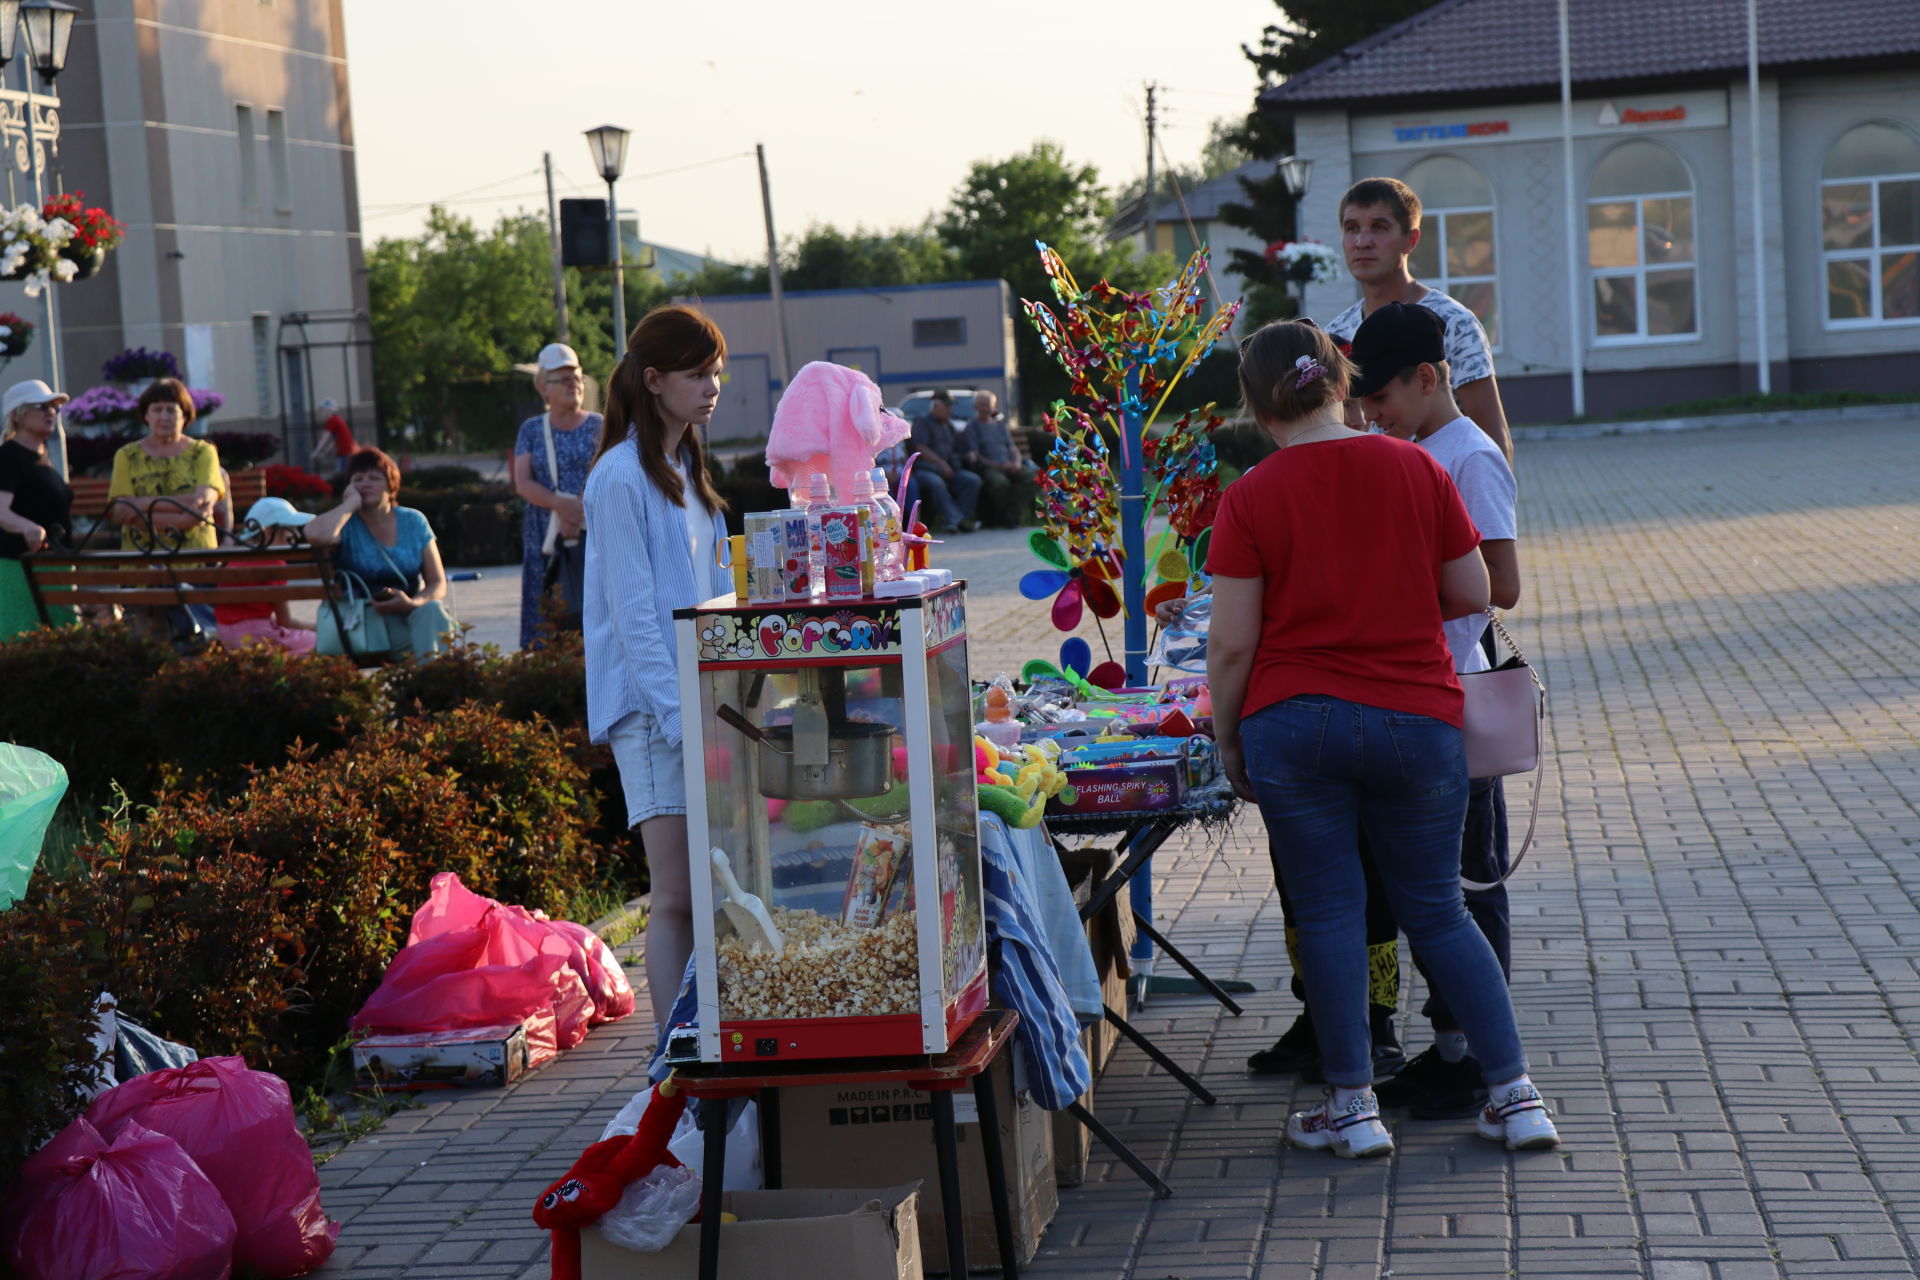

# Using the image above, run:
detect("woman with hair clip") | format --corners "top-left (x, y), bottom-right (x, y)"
top-left (582, 305), bottom-right (730, 1037)
top-left (1205, 319), bottom-right (1557, 1159)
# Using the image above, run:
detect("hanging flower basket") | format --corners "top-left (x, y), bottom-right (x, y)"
top-left (43, 192), bottom-right (123, 283)
top-left (0, 311), bottom-right (33, 358)
top-left (0, 204), bottom-right (77, 296)
top-left (66, 247), bottom-right (105, 280)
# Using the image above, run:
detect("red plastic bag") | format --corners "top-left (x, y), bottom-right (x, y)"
top-left (85, 1057), bottom-right (338, 1279)
top-left (2, 1117), bottom-right (236, 1280)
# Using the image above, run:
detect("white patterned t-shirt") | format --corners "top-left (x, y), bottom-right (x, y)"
top-left (1324, 288), bottom-right (1494, 388)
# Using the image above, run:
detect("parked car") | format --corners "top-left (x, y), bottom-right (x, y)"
top-left (894, 389), bottom-right (984, 424)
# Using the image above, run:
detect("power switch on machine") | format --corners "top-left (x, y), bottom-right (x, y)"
top-left (754, 1038), bottom-right (779, 1057)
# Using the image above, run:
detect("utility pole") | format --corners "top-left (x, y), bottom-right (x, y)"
top-left (757, 143), bottom-right (792, 391)
top-left (1143, 83), bottom-right (1158, 258)
top-left (542, 151), bottom-right (569, 343)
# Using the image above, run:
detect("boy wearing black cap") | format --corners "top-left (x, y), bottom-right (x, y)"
top-left (1350, 301), bottom-right (1521, 1119)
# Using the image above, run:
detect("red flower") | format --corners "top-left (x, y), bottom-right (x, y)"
top-left (43, 191), bottom-right (126, 254)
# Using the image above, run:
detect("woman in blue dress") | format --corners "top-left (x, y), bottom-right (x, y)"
top-left (512, 343), bottom-right (603, 649)
top-left (305, 447), bottom-right (456, 658)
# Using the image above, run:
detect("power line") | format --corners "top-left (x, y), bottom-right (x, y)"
top-left (363, 151), bottom-right (756, 224)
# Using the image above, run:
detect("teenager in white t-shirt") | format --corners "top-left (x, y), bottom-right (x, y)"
top-left (1347, 301), bottom-right (1545, 1141)
top-left (1324, 176), bottom-right (1512, 463)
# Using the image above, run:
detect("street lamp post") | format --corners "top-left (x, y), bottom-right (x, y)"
top-left (1277, 155), bottom-right (1314, 316)
top-left (2, 0), bottom-right (73, 474)
top-left (584, 124), bottom-right (631, 356)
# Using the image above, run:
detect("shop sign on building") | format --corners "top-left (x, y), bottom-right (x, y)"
top-left (1355, 88), bottom-right (1727, 152)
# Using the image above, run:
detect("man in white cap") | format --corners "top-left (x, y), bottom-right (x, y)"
top-left (211, 496), bottom-right (318, 653)
top-left (308, 397), bottom-right (357, 474)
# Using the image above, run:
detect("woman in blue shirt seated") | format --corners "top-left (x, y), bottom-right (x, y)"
top-left (306, 447), bottom-right (456, 657)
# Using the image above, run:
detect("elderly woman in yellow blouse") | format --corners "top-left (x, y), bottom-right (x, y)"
top-left (106, 378), bottom-right (224, 550)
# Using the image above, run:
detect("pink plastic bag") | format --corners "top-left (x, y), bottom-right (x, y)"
top-left (2, 1117), bottom-right (236, 1280)
top-left (396, 873), bottom-right (611, 1043)
top-left (85, 1057), bottom-right (338, 1279)
top-left (351, 927), bottom-right (567, 1034)
top-left (551, 918), bottom-right (636, 1024)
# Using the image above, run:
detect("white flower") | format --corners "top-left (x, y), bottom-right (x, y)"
top-left (51, 256), bottom-right (76, 282)
top-left (42, 216), bottom-right (74, 248)
top-left (22, 270), bottom-right (47, 298)
top-left (0, 245), bottom-right (26, 277)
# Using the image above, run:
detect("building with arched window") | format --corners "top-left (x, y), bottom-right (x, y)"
top-left (1258, 0), bottom-right (1920, 421)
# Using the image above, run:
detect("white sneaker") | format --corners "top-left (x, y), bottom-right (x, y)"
top-left (1476, 1081), bottom-right (1560, 1150)
top-left (1286, 1091), bottom-right (1394, 1159)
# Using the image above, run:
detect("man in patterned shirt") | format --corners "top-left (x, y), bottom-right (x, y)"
top-left (1323, 177), bottom-right (1513, 461)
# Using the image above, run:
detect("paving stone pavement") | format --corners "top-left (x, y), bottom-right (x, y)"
top-left (314, 419), bottom-right (1920, 1280)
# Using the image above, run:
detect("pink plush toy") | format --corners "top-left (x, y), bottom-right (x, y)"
top-left (765, 361), bottom-right (908, 501)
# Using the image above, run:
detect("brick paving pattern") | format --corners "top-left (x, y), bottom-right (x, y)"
top-left (315, 419), bottom-right (1920, 1279)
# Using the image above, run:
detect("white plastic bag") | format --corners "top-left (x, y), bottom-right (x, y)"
top-left (601, 1092), bottom-right (762, 1190)
top-left (596, 1164), bottom-right (703, 1253)
top-left (1148, 594), bottom-right (1212, 673)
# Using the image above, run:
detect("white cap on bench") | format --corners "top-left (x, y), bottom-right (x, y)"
top-left (245, 497), bottom-right (315, 529)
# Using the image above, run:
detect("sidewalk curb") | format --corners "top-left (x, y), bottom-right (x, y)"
top-left (1518, 400), bottom-right (1917, 441)
top-left (588, 893), bottom-right (649, 949)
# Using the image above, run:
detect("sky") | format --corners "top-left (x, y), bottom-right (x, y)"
top-left (343, 0), bottom-right (1280, 264)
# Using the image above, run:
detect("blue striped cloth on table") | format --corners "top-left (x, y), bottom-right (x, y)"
top-left (980, 812), bottom-right (1093, 1110)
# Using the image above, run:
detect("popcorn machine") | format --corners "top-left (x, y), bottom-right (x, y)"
top-left (674, 583), bottom-right (986, 1063)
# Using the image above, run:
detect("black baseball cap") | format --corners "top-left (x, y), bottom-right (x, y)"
top-left (1349, 301), bottom-right (1447, 399)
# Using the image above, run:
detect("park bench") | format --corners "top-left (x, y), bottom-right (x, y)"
top-left (21, 538), bottom-right (344, 633)
top-left (67, 467), bottom-right (270, 546)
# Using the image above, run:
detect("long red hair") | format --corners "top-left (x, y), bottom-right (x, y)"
top-left (590, 305), bottom-right (729, 515)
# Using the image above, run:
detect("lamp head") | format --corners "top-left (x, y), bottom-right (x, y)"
top-left (20, 0), bottom-right (77, 82)
top-left (584, 124), bottom-right (631, 183)
top-left (0, 1), bottom-right (22, 69)
top-left (1278, 155), bottom-right (1314, 202)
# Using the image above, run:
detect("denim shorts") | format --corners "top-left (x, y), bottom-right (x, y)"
top-left (608, 711), bottom-right (687, 828)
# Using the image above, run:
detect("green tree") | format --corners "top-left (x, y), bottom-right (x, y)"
top-left (367, 207), bottom-right (676, 450)
top-left (1218, 1), bottom-right (1432, 318)
top-left (937, 141), bottom-right (1171, 416)
top-left (783, 223), bottom-right (957, 292)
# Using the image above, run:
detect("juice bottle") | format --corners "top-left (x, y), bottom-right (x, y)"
top-left (791, 472), bottom-right (833, 600)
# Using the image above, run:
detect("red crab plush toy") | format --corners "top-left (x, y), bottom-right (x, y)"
top-left (532, 1077), bottom-right (690, 1280)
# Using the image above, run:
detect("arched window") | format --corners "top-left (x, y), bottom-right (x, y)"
top-left (1821, 122), bottom-right (1920, 326)
top-left (1587, 141), bottom-right (1697, 341)
top-left (1403, 155), bottom-right (1499, 346)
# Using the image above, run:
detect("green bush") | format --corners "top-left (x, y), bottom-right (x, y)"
top-left (0, 625), bottom-right (171, 805)
top-left (405, 483), bottom-right (524, 565)
top-left (0, 893), bottom-right (113, 1187)
top-left (139, 643), bottom-right (382, 796)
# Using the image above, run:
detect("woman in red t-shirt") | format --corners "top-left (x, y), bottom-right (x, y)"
top-left (1206, 320), bottom-right (1556, 1157)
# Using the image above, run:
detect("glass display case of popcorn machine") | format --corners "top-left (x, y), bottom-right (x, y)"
top-left (673, 582), bottom-right (986, 1063)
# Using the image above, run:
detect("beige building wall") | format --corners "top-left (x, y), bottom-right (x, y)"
top-left (14, 0), bottom-right (368, 459)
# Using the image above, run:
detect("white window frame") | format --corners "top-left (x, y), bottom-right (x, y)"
top-left (1413, 204), bottom-right (1500, 352)
top-left (266, 108), bottom-right (292, 212)
top-left (235, 103), bottom-right (258, 209)
top-left (1820, 169), bottom-right (1920, 330)
top-left (1587, 186), bottom-right (1699, 346)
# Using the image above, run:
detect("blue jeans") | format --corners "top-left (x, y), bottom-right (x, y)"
top-left (913, 467), bottom-right (981, 528)
top-left (1243, 695), bottom-right (1528, 1088)
top-left (1415, 775), bottom-right (1510, 1032)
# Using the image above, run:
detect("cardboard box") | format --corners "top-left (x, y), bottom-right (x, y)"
top-left (775, 1064), bottom-right (1055, 1273)
top-left (350, 1023), bottom-right (529, 1091)
top-left (1049, 1055), bottom-right (1093, 1188)
top-left (580, 1183), bottom-right (923, 1280)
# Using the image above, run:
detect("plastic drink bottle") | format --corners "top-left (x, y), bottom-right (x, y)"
top-left (794, 472), bottom-right (834, 600)
top-left (850, 469), bottom-right (904, 584)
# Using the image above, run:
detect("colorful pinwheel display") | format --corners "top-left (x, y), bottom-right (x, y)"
top-left (1021, 243), bottom-right (1241, 638)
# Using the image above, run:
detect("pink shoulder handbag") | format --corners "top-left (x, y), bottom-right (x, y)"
top-left (1457, 610), bottom-right (1547, 890)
